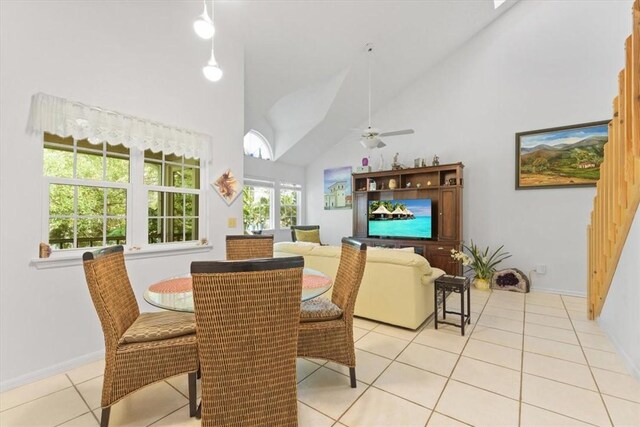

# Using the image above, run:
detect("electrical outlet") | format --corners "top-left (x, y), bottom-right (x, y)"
top-left (535, 264), bottom-right (546, 274)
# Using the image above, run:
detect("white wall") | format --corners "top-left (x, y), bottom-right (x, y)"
top-left (0, 1), bottom-right (244, 389)
top-left (599, 210), bottom-right (640, 379)
top-left (244, 156), bottom-right (306, 242)
top-left (306, 0), bottom-right (632, 295)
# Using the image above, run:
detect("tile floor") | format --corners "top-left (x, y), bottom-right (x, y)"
top-left (1, 289), bottom-right (639, 426)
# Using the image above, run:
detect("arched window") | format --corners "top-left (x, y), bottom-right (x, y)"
top-left (243, 130), bottom-right (272, 160)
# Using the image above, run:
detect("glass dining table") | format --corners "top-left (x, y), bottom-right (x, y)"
top-left (144, 267), bottom-right (332, 312)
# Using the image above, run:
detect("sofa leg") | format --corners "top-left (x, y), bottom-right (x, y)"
top-left (349, 367), bottom-right (357, 388)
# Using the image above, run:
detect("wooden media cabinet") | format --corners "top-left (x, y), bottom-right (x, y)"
top-left (351, 162), bottom-right (464, 275)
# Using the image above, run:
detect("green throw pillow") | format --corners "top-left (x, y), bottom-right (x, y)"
top-left (295, 229), bottom-right (321, 244)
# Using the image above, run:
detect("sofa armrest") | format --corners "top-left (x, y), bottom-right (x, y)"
top-left (421, 267), bottom-right (446, 286)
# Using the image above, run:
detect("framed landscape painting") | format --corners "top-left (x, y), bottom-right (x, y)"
top-left (323, 166), bottom-right (352, 210)
top-left (516, 120), bottom-right (609, 189)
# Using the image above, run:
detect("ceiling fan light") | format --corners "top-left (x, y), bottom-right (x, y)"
top-left (193, 13), bottom-right (215, 39)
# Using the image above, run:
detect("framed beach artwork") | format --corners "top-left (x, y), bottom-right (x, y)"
top-left (516, 120), bottom-right (609, 189)
top-left (323, 166), bottom-right (353, 210)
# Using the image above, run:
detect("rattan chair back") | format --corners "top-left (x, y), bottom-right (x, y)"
top-left (82, 246), bottom-right (200, 426)
top-left (331, 238), bottom-right (368, 315)
top-left (225, 234), bottom-right (274, 260)
top-left (82, 246), bottom-right (140, 350)
top-left (191, 257), bottom-right (304, 427)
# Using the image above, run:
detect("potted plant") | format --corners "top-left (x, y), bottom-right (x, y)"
top-left (451, 241), bottom-right (511, 290)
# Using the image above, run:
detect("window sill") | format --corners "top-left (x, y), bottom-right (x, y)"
top-left (30, 244), bottom-right (213, 270)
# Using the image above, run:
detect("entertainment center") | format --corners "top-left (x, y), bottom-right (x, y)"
top-left (351, 162), bottom-right (464, 275)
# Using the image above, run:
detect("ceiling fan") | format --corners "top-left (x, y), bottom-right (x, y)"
top-left (359, 43), bottom-right (414, 149)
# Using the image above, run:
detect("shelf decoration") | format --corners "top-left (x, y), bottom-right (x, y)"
top-left (324, 166), bottom-right (353, 210)
top-left (212, 169), bottom-right (240, 205)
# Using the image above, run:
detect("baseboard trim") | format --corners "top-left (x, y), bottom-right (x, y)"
top-left (598, 322), bottom-right (640, 381)
top-left (529, 287), bottom-right (587, 298)
top-left (0, 350), bottom-right (105, 393)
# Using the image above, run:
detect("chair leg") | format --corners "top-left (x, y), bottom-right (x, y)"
top-left (188, 371), bottom-right (198, 417)
top-left (349, 367), bottom-right (357, 388)
top-left (100, 407), bottom-right (111, 427)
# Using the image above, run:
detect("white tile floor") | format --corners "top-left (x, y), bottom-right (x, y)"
top-left (1, 289), bottom-right (639, 426)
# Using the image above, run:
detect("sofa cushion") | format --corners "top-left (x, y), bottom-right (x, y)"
top-left (118, 311), bottom-right (196, 344)
top-left (300, 297), bottom-right (343, 322)
top-left (294, 228), bottom-right (322, 244)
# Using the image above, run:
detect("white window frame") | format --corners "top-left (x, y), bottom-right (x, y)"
top-left (243, 130), bottom-right (273, 160)
top-left (141, 150), bottom-right (204, 246)
top-left (243, 178), bottom-right (275, 232)
top-left (279, 182), bottom-right (302, 229)
top-left (41, 135), bottom-right (207, 259)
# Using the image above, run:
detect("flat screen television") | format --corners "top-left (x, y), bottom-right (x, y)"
top-left (368, 198), bottom-right (432, 239)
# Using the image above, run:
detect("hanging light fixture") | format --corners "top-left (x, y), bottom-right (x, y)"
top-left (203, 39), bottom-right (223, 82)
top-left (193, 0), bottom-right (215, 39)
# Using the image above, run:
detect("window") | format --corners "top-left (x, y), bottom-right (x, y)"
top-left (44, 134), bottom-right (130, 249)
top-left (279, 182), bottom-right (302, 228)
top-left (242, 180), bottom-right (274, 232)
top-left (144, 150), bottom-right (200, 244)
top-left (243, 130), bottom-right (272, 160)
top-left (43, 133), bottom-right (203, 251)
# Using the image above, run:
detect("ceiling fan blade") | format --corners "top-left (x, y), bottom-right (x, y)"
top-left (378, 129), bottom-right (415, 137)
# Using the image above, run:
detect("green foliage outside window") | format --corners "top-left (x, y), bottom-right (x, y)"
top-left (243, 186), bottom-right (271, 232)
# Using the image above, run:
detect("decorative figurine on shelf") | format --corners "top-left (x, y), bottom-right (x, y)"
top-left (416, 183), bottom-right (422, 188)
top-left (421, 158), bottom-right (427, 167)
top-left (406, 182), bottom-right (412, 188)
top-left (427, 180), bottom-right (432, 186)
top-left (389, 179), bottom-right (397, 189)
top-left (362, 157), bottom-right (369, 167)
top-left (391, 152), bottom-right (402, 170)
top-left (432, 155), bottom-right (440, 166)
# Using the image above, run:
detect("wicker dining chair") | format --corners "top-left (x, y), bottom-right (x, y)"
top-left (297, 237), bottom-right (367, 387)
top-left (225, 234), bottom-right (274, 260)
top-left (191, 256), bottom-right (304, 426)
top-left (82, 246), bottom-right (199, 427)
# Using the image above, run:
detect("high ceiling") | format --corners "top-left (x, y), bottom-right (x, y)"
top-left (219, 0), bottom-right (518, 166)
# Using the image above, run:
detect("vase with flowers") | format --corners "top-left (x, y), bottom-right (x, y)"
top-left (450, 241), bottom-right (512, 290)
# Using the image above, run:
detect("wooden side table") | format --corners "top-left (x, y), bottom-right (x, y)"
top-left (434, 275), bottom-right (471, 336)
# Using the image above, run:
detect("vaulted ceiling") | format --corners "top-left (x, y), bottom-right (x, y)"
top-left (219, 0), bottom-right (518, 166)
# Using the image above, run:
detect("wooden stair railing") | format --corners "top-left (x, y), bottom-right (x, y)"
top-left (588, 0), bottom-right (640, 320)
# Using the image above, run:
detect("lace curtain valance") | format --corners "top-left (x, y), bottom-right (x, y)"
top-left (26, 93), bottom-right (210, 159)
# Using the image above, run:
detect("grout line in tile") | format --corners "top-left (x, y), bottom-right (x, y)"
top-left (164, 378), bottom-right (188, 400)
top-left (53, 411), bottom-right (95, 427)
top-left (66, 373), bottom-right (100, 425)
top-left (297, 399), bottom-right (337, 423)
top-left (561, 296), bottom-right (615, 427)
top-left (0, 384), bottom-right (76, 415)
top-left (147, 403), bottom-right (188, 426)
top-left (521, 402), bottom-right (601, 427)
top-left (522, 332), bottom-right (581, 347)
top-left (518, 294), bottom-right (527, 426)
top-left (423, 288), bottom-right (493, 426)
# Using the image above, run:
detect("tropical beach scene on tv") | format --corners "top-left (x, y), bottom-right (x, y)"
top-left (368, 199), bottom-right (432, 239)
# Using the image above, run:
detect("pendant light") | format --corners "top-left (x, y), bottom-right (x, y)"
top-left (193, 0), bottom-right (215, 39)
top-left (203, 39), bottom-right (223, 82)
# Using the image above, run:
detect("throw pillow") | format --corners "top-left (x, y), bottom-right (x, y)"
top-left (295, 228), bottom-right (321, 244)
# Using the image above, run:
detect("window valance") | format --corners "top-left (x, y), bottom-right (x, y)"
top-left (26, 93), bottom-right (210, 159)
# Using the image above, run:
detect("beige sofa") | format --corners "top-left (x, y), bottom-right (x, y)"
top-left (274, 242), bottom-right (445, 330)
